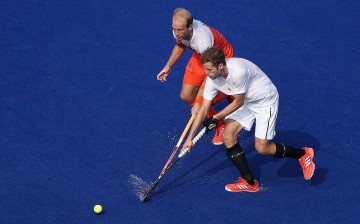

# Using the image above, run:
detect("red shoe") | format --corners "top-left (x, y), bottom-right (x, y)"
top-left (212, 119), bottom-right (224, 145)
top-left (225, 177), bottom-right (260, 192)
top-left (299, 147), bottom-right (315, 180)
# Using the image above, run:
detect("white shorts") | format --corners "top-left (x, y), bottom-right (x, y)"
top-left (225, 98), bottom-right (279, 140)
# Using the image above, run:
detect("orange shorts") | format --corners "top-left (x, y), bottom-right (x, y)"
top-left (183, 52), bottom-right (206, 87)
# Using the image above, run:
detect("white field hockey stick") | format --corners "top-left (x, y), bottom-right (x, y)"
top-left (141, 127), bottom-right (206, 202)
top-left (177, 127), bottom-right (206, 158)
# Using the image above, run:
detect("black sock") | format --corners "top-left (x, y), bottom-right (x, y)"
top-left (274, 143), bottom-right (305, 159)
top-left (226, 143), bottom-right (255, 185)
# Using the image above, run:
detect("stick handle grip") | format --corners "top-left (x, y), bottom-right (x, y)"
top-left (178, 127), bottom-right (206, 158)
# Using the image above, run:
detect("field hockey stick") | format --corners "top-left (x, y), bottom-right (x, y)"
top-left (177, 127), bottom-right (206, 158)
top-left (160, 114), bottom-right (195, 175)
top-left (140, 127), bottom-right (206, 202)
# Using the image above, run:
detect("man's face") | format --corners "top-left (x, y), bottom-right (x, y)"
top-left (203, 62), bottom-right (222, 80)
top-left (172, 16), bottom-right (192, 41)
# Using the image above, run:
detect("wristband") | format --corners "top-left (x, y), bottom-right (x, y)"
top-left (196, 95), bottom-right (203, 104)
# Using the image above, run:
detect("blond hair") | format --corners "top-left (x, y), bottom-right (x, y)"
top-left (173, 8), bottom-right (193, 27)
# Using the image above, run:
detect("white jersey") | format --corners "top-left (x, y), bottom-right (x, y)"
top-left (173, 19), bottom-right (213, 54)
top-left (203, 58), bottom-right (278, 108)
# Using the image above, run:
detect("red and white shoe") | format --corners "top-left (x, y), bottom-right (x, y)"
top-left (225, 177), bottom-right (260, 193)
top-left (212, 119), bottom-right (224, 145)
top-left (299, 147), bottom-right (315, 180)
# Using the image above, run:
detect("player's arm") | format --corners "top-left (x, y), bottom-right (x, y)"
top-left (157, 44), bottom-right (186, 82)
top-left (213, 93), bottom-right (245, 120)
top-left (164, 44), bottom-right (186, 71)
top-left (182, 98), bottom-right (212, 152)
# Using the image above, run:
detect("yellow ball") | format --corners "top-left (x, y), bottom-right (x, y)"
top-left (94, 204), bottom-right (103, 214)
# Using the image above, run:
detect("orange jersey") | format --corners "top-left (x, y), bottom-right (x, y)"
top-left (207, 26), bottom-right (234, 58)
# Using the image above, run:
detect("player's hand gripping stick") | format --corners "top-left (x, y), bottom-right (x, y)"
top-left (203, 117), bottom-right (219, 133)
top-left (178, 127), bottom-right (206, 158)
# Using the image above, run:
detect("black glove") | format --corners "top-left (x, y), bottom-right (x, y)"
top-left (203, 117), bottom-right (219, 133)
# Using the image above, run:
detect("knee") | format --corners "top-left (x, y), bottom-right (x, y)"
top-left (180, 92), bottom-right (195, 105)
top-left (255, 141), bottom-right (271, 155)
top-left (222, 130), bottom-right (236, 147)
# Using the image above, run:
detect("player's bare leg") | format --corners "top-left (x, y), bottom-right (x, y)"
top-left (254, 138), bottom-right (276, 155)
top-left (180, 84), bottom-right (199, 105)
top-left (222, 119), bottom-right (242, 148)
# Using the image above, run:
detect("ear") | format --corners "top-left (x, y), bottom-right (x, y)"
top-left (218, 63), bottom-right (224, 70)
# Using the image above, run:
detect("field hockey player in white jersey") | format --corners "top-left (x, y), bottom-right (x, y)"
top-left (181, 47), bottom-right (315, 192)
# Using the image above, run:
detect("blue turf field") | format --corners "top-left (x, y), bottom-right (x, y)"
top-left (1, 0), bottom-right (359, 223)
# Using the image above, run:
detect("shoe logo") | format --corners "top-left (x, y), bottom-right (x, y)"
top-left (236, 184), bottom-right (248, 190)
